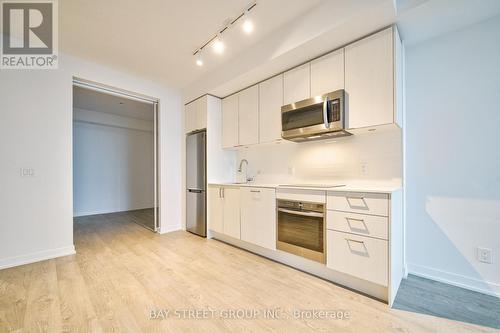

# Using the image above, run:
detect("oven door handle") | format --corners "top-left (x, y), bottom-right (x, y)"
top-left (278, 208), bottom-right (324, 218)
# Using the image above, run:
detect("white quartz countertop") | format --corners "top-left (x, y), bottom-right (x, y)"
top-left (208, 181), bottom-right (402, 194)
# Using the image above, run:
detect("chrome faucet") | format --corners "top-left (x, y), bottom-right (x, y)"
top-left (238, 159), bottom-right (248, 172)
top-left (238, 159), bottom-right (253, 183)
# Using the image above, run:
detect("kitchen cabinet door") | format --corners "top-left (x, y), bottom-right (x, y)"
top-left (222, 187), bottom-right (240, 239)
top-left (345, 28), bottom-right (394, 129)
top-left (196, 96), bottom-right (207, 130)
top-left (185, 101), bottom-right (196, 133)
top-left (208, 186), bottom-right (224, 234)
top-left (240, 187), bottom-right (276, 250)
top-left (283, 63), bottom-right (310, 105)
top-left (238, 85), bottom-right (259, 146)
top-left (259, 75), bottom-right (283, 143)
top-left (311, 48), bottom-right (344, 96)
top-left (221, 94), bottom-right (239, 148)
top-left (327, 230), bottom-right (388, 286)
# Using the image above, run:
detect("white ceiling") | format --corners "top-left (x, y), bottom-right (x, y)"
top-left (61, 0), bottom-right (500, 101)
top-left (396, 0), bottom-right (500, 46)
top-left (185, 0), bottom-right (398, 100)
top-left (184, 0), bottom-right (500, 101)
top-left (73, 86), bottom-right (154, 121)
top-left (60, 0), bottom-right (322, 89)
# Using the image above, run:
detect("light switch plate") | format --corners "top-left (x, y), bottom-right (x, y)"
top-left (20, 168), bottom-right (35, 177)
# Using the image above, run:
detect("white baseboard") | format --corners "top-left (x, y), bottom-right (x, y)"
top-left (407, 263), bottom-right (500, 298)
top-left (0, 245), bottom-right (76, 270)
top-left (158, 225), bottom-right (182, 234)
top-left (74, 206), bottom-right (154, 217)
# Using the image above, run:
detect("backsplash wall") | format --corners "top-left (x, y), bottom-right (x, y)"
top-left (237, 129), bottom-right (402, 183)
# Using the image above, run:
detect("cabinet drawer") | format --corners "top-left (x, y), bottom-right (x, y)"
top-left (327, 211), bottom-right (388, 240)
top-left (327, 192), bottom-right (389, 216)
top-left (277, 188), bottom-right (326, 203)
top-left (327, 230), bottom-right (388, 286)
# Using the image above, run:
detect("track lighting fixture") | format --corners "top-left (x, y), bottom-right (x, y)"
top-left (242, 8), bottom-right (254, 34)
top-left (211, 33), bottom-right (225, 54)
top-left (195, 50), bottom-right (203, 66)
top-left (193, 2), bottom-right (257, 66)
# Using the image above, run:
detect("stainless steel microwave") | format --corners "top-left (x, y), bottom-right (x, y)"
top-left (281, 90), bottom-right (351, 142)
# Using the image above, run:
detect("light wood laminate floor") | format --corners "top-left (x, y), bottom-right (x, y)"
top-left (0, 212), bottom-right (497, 332)
top-left (125, 208), bottom-right (155, 231)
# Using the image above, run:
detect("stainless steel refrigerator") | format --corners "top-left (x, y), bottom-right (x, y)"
top-left (186, 130), bottom-right (206, 237)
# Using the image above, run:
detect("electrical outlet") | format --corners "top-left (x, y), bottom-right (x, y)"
top-left (477, 247), bottom-right (493, 264)
top-left (288, 166), bottom-right (295, 175)
top-left (360, 162), bottom-right (368, 176)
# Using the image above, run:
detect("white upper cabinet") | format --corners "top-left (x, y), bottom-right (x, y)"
top-left (222, 94), bottom-right (239, 149)
top-left (238, 85), bottom-right (259, 146)
top-left (345, 28), bottom-right (394, 129)
top-left (219, 26), bottom-right (402, 148)
top-left (283, 63), bottom-right (310, 105)
top-left (185, 96), bottom-right (207, 133)
top-left (311, 49), bottom-right (344, 96)
top-left (259, 75), bottom-right (283, 143)
top-left (185, 102), bottom-right (196, 133)
top-left (196, 96), bottom-right (207, 131)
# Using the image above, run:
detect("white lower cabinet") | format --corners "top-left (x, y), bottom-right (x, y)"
top-left (208, 187), bottom-right (224, 233)
top-left (327, 230), bottom-right (388, 286)
top-left (208, 185), bottom-right (403, 305)
top-left (326, 190), bottom-right (392, 287)
top-left (327, 210), bottom-right (388, 240)
top-left (208, 186), bottom-right (240, 239)
top-left (240, 187), bottom-right (276, 250)
top-left (327, 192), bottom-right (389, 216)
top-left (223, 187), bottom-right (241, 239)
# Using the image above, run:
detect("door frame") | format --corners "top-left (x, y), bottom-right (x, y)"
top-left (72, 77), bottom-right (161, 232)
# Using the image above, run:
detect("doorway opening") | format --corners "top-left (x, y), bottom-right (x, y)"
top-left (72, 78), bottom-right (160, 232)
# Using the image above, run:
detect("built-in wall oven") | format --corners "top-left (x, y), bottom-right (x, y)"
top-left (277, 199), bottom-right (325, 263)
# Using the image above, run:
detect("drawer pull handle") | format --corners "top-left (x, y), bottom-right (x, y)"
top-left (345, 238), bottom-right (369, 257)
top-left (345, 217), bottom-right (369, 233)
top-left (346, 196), bottom-right (368, 210)
top-left (250, 190), bottom-right (261, 193)
top-left (345, 238), bottom-right (364, 244)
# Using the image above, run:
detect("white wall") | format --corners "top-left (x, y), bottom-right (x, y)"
top-left (0, 53), bottom-right (183, 269)
top-left (237, 130), bottom-right (402, 184)
top-left (405, 15), bottom-right (500, 296)
top-left (73, 109), bottom-right (154, 217)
